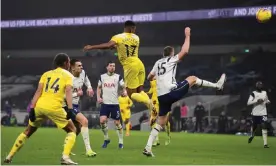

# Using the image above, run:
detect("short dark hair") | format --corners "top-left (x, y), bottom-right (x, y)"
top-left (163, 46), bottom-right (174, 57)
top-left (124, 20), bottom-right (136, 27)
top-left (53, 53), bottom-right (69, 68)
top-left (106, 61), bottom-right (115, 67)
top-left (70, 59), bottom-right (80, 66)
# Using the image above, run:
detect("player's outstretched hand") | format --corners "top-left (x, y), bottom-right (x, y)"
top-left (87, 87), bottom-right (94, 97)
top-left (83, 45), bottom-right (92, 52)
top-left (185, 27), bottom-right (191, 36)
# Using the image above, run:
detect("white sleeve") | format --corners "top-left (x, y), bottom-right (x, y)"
top-left (83, 71), bottom-right (92, 89)
top-left (247, 92), bottom-right (258, 105)
top-left (265, 91), bottom-right (270, 104)
top-left (150, 62), bottom-right (158, 75)
top-left (98, 75), bottom-right (102, 87)
top-left (119, 75), bottom-right (125, 87)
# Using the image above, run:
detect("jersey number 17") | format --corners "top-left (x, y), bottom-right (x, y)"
top-left (125, 45), bottom-right (136, 57)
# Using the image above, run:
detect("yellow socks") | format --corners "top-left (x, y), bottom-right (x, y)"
top-left (165, 121), bottom-right (171, 137)
top-left (63, 132), bottom-right (76, 156)
top-left (126, 122), bottom-right (130, 135)
top-left (7, 133), bottom-right (27, 159)
top-left (131, 91), bottom-right (150, 107)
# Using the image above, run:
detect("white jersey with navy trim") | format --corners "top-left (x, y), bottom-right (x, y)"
top-left (247, 90), bottom-right (270, 116)
top-left (98, 73), bottom-right (124, 104)
top-left (63, 70), bottom-right (92, 106)
top-left (150, 54), bottom-right (179, 96)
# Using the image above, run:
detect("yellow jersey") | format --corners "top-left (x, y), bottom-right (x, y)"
top-left (111, 33), bottom-right (140, 66)
top-left (36, 68), bottom-right (73, 111)
top-left (118, 95), bottom-right (133, 110)
top-left (148, 80), bottom-right (158, 103)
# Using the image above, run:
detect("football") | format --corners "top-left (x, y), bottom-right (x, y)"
top-left (256, 8), bottom-right (272, 23)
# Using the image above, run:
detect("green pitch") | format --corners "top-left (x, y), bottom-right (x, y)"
top-left (1, 127), bottom-right (276, 165)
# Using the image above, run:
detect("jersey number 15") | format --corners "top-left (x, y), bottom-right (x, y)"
top-left (45, 77), bottom-right (60, 93)
top-left (157, 62), bottom-right (166, 76)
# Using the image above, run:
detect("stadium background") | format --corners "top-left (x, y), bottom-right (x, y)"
top-left (1, 0), bottom-right (276, 164)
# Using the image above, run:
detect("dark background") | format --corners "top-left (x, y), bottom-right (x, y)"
top-left (1, 0), bottom-right (276, 50)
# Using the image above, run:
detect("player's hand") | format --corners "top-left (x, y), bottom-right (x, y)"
top-left (77, 88), bottom-right (83, 96)
top-left (121, 109), bottom-right (124, 113)
top-left (83, 45), bottom-right (92, 51)
top-left (257, 99), bottom-right (264, 104)
top-left (185, 27), bottom-right (191, 36)
top-left (127, 106), bottom-right (131, 109)
top-left (97, 98), bottom-right (103, 104)
top-left (87, 87), bottom-right (94, 97)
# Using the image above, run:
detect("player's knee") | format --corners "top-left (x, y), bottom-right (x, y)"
top-left (100, 116), bottom-right (107, 124)
top-left (64, 121), bottom-right (77, 133)
top-left (80, 117), bottom-right (88, 127)
top-left (125, 119), bottom-right (129, 124)
top-left (261, 122), bottom-right (268, 129)
top-left (24, 125), bottom-right (37, 137)
top-left (185, 76), bottom-right (197, 86)
top-left (114, 120), bottom-right (121, 126)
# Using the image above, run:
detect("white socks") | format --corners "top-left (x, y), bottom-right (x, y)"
top-left (101, 123), bottom-right (109, 140)
top-left (81, 127), bottom-right (92, 152)
top-left (195, 78), bottom-right (217, 88)
top-left (145, 124), bottom-right (162, 151)
top-left (116, 124), bottom-right (124, 144)
top-left (262, 129), bottom-right (268, 145)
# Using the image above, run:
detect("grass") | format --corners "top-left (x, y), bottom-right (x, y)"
top-left (1, 127), bottom-right (276, 165)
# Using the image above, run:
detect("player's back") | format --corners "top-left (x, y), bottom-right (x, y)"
top-left (153, 55), bottom-right (179, 96)
top-left (111, 33), bottom-right (141, 66)
top-left (36, 68), bottom-right (73, 111)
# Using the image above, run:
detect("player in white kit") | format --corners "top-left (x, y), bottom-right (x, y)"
top-left (64, 59), bottom-right (97, 157)
top-left (97, 61), bottom-right (126, 149)
top-left (247, 81), bottom-right (270, 148)
top-left (142, 27), bottom-right (227, 157)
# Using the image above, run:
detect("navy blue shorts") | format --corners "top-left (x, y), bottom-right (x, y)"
top-left (252, 115), bottom-right (268, 125)
top-left (158, 80), bottom-right (190, 116)
top-left (64, 104), bottom-right (80, 120)
top-left (100, 104), bottom-right (121, 120)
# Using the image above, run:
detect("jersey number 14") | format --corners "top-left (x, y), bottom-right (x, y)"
top-left (45, 77), bottom-right (60, 93)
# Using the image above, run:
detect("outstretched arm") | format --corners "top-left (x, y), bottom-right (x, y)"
top-left (84, 40), bottom-right (116, 51)
top-left (177, 27), bottom-right (191, 61)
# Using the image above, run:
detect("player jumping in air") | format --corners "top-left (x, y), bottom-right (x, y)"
top-left (84, 20), bottom-right (155, 114)
top-left (63, 59), bottom-right (97, 157)
top-left (247, 81), bottom-right (270, 148)
top-left (119, 91), bottom-right (133, 136)
top-left (4, 53), bottom-right (78, 165)
top-left (147, 76), bottom-right (171, 146)
top-left (97, 61), bottom-right (126, 149)
top-left (143, 27), bottom-right (226, 157)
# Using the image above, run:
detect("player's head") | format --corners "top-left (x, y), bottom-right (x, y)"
top-left (53, 53), bottom-right (70, 70)
top-left (70, 59), bottom-right (83, 74)
top-left (106, 61), bottom-right (115, 74)
top-left (121, 90), bottom-right (127, 97)
top-left (124, 20), bottom-right (136, 33)
top-left (256, 81), bottom-right (263, 91)
top-left (163, 46), bottom-right (174, 57)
